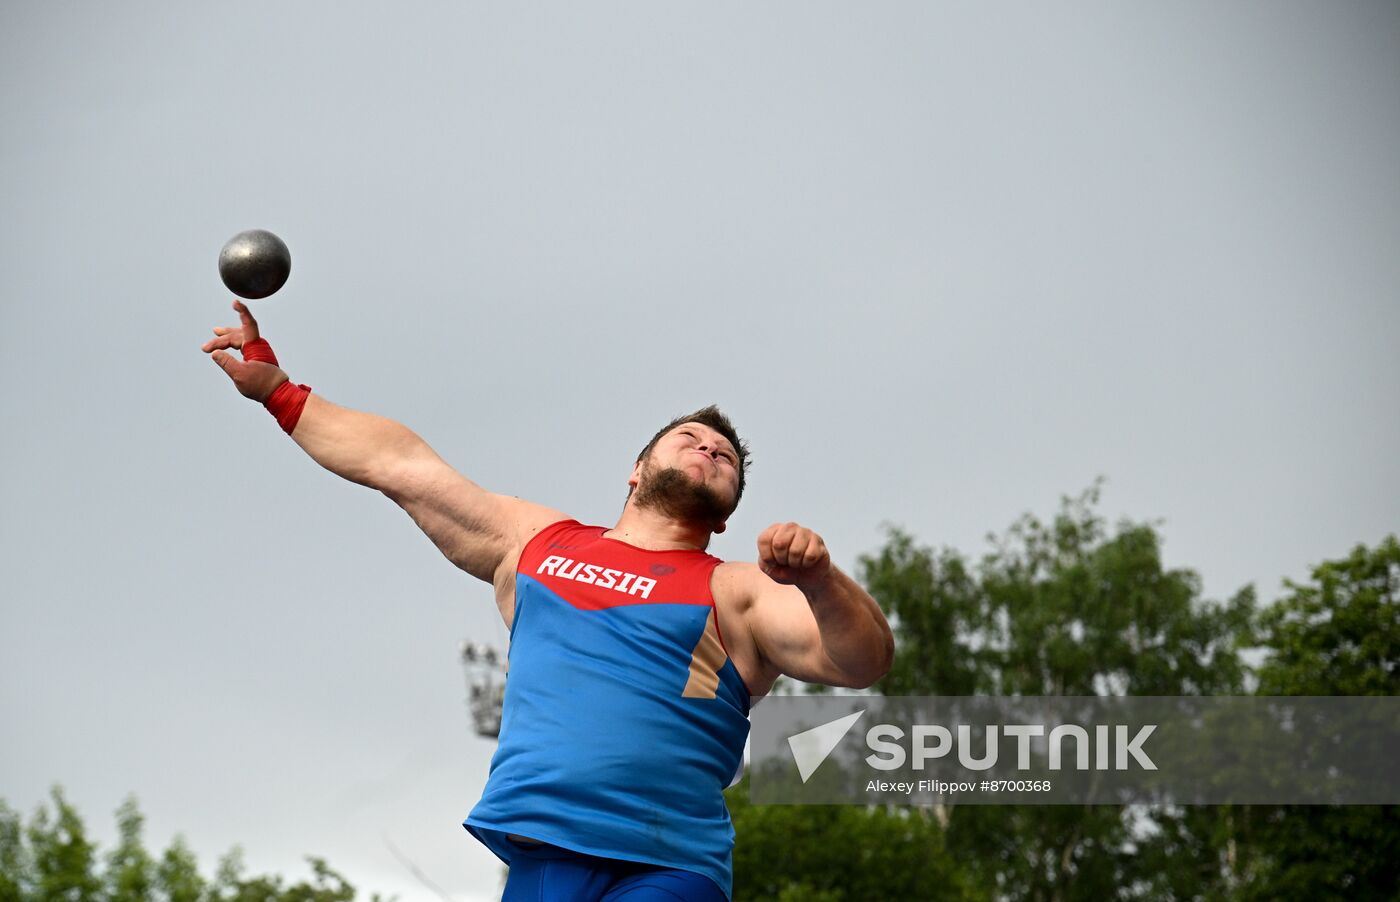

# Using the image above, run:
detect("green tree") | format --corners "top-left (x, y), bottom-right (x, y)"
top-left (866, 484), bottom-right (1254, 699)
top-left (0, 792), bottom-right (386, 902)
top-left (1, 802), bottom-right (30, 902)
top-left (731, 485), bottom-right (1259, 900)
top-left (726, 776), bottom-right (976, 902)
top-left (204, 847), bottom-right (244, 902)
top-left (276, 859), bottom-right (355, 902)
top-left (1234, 536), bottom-right (1400, 899)
top-left (104, 799), bottom-right (153, 902)
top-left (153, 837), bottom-right (202, 902)
top-left (205, 849), bottom-right (356, 902)
top-left (1254, 535), bottom-right (1399, 696)
top-left (876, 486), bottom-right (1254, 901)
top-left (27, 788), bottom-right (101, 902)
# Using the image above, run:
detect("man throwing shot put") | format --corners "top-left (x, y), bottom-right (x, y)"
top-left (203, 300), bottom-right (893, 902)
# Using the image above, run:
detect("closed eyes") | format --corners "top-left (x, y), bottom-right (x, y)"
top-left (679, 429), bottom-right (737, 466)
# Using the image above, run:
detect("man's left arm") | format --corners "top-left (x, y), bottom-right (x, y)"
top-left (727, 522), bottom-right (894, 690)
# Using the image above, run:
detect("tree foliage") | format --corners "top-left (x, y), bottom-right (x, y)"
top-left (866, 483), bottom-right (1255, 700)
top-left (729, 485), bottom-right (1398, 900)
top-left (727, 775), bottom-right (975, 902)
top-left (1254, 535), bottom-right (1399, 697)
top-left (1231, 535), bottom-right (1400, 899)
top-left (0, 792), bottom-right (386, 902)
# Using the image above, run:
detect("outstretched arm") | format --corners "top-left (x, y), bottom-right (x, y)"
top-left (202, 300), bottom-right (565, 582)
top-left (718, 522), bottom-right (894, 689)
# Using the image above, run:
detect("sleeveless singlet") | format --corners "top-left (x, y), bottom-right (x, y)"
top-left (464, 520), bottom-right (752, 898)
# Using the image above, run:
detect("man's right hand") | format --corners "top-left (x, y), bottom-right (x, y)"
top-left (203, 300), bottom-right (290, 402)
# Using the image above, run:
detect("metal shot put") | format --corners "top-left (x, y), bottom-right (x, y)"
top-left (218, 229), bottom-right (291, 299)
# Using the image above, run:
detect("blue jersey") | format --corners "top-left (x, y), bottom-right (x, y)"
top-left (465, 520), bottom-right (752, 898)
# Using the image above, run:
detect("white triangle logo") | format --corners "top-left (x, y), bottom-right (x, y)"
top-left (787, 710), bottom-right (866, 783)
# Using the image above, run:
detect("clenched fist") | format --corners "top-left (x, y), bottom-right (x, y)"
top-left (757, 522), bottom-right (832, 589)
top-left (202, 300), bottom-right (289, 402)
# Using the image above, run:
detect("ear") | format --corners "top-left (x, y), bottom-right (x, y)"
top-left (628, 458), bottom-right (643, 489)
top-left (712, 519), bottom-right (727, 535)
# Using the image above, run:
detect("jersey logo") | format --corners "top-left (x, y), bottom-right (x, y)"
top-left (537, 555), bottom-right (657, 600)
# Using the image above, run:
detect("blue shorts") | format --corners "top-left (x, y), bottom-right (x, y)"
top-left (500, 838), bottom-right (728, 902)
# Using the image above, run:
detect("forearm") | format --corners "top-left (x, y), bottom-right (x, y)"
top-left (205, 306), bottom-right (445, 497)
top-left (270, 390), bottom-right (547, 583)
top-left (802, 567), bottom-right (895, 687)
top-left (288, 393), bottom-right (430, 490)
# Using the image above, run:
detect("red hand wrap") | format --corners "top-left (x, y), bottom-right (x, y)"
top-left (265, 380), bottom-right (312, 435)
top-left (242, 337), bottom-right (279, 366)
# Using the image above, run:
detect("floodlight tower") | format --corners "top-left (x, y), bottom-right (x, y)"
top-left (460, 641), bottom-right (506, 739)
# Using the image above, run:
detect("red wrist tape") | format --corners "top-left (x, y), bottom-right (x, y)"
top-left (265, 380), bottom-right (312, 435)
top-left (242, 337), bottom-right (279, 366)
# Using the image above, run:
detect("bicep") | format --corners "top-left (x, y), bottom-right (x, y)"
top-left (736, 567), bottom-right (848, 687)
top-left (380, 455), bottom-right (567, 582)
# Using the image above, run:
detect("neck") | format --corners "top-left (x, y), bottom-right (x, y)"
top-left (606, 501), bottom-right (715, 552)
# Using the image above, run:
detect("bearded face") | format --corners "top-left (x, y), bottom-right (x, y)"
top-left (631, 456), bottom-right (734, 526)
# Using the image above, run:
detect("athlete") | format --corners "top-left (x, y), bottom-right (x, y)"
top-left (203, 300), bottom-right (894, 901)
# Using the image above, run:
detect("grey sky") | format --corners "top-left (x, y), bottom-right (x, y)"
top-left (3, 2), bottom-right (1397, 900)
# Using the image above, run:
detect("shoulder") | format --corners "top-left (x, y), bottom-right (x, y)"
top-left (510, 515), bottom-right (586, 558)
top-left (708, 561), bottom-right (781, 696)
top-left (710, 560), bottom-right (765, 611)
top-left (490, 510), bottom-right (576, 583)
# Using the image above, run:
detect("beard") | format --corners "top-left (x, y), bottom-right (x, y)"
top-left (632, 460), bottom-right (733, 526)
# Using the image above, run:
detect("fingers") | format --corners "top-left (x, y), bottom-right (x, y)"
top-left (756, 523), bottom-right (776, 562)
top-left (233, 300), bottom-right (260, 342)
top-left (209, 349), bottom-right (241, 376)
top-left (201, 331), bottom-right (243, 353)
top-left (203, 303), bottom-right (276, 368)
top-left (796, 533), bottom-right (827, 567)
top-left (758, 522), bottom-right (829, 570)
top-left (202, 325), bottom-right (245, 353)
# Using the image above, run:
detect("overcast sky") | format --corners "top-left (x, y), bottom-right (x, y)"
top-left (2, 2), bottom-right (1397, 900)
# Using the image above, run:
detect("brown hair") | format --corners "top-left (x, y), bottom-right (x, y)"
top-left (633, 404), bottom-right (751, 507)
